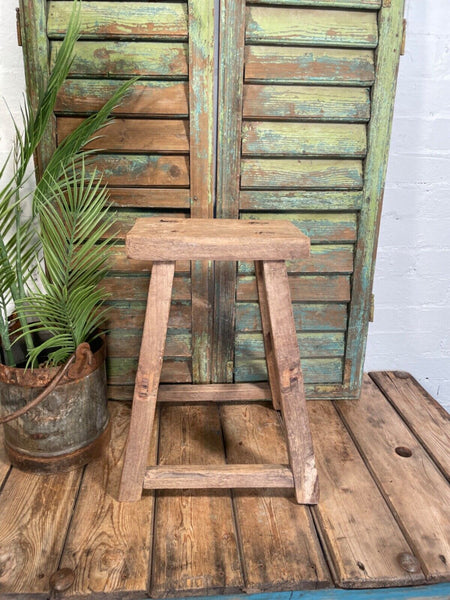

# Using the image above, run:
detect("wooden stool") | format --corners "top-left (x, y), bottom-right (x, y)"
top-left (119, 218), bottom-right (319, 505)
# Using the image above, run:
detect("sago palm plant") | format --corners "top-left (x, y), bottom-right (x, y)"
top-left (0, 0), bottom-right (133, 368)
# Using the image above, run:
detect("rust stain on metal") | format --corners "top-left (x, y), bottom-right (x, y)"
top-left (0, 337), bottom-right (105, 387)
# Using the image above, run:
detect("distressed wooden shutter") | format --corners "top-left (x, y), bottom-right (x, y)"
top-left (215, 0), bottom-right (405, 398)
top-left (19, 0), bottom-right (215, 397)
top-left (20, 0), bottom-right (404, 400)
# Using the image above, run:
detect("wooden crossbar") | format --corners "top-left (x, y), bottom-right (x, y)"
top-left (157, 382), bottom-right (272, 402)
top-left (143, 464), bottom-right (294, 489)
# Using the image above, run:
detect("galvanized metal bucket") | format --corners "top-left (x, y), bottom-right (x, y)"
top-left (0, 338), bottom-right (110, 473)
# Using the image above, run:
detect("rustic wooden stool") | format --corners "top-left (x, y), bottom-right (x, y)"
top-left (119, 218), bottom-right (319, 505)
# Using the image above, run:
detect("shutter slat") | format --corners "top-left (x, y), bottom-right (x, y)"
top-left (246, 7), bottom-right (378, 48)
top-left (51, 41), bottom-right (188, 78)
top-left (56, 80), bottom-right (189, 116)
top-left (48, 2), bottom-right (188, 40)
top-left (245, 46), bottom-right (374, 85)
top-left (243, 85), bottom-right (370, 121)
top-left (241, 158), bottom-right (363, 189)
top-left (242, 122), bottom-right (367, 157)
top-left (57, 117), bottom-right (189, 153)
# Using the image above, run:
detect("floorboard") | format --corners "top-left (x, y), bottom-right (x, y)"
top-left (369, 371), bottom-right (450, 480)
top-left (59, 402), bottom-right (157, 598)
top-left (308, 400), bottom-right (424, 588)
top-left (0, 372), bottom-right (449, 599)
top-left (336, 375), bottom-right (450, 583)
top-left (150, 404), bottom-right (243, 598)
top-left (221, 403), bottom-right (330, 593)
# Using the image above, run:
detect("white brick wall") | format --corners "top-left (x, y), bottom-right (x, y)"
top-left (0, 0), bottom-right (449, 410)
top-left (365, 0), bottom-right (450, 411)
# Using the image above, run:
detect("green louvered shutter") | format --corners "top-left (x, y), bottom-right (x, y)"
top-left (19, 0), bottom-right (215, 398)
top-left (215, 0), bottom-right (405, 398)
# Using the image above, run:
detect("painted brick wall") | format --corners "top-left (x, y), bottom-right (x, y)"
top-left (0, 1), bottom-right (449, 410)
top-left (365, 0), bottom-right (450, 411)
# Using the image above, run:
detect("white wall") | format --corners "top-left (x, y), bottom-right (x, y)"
top-left (365, 1), bottom-right (450, 411)
top-left (1, 1), bottom-right (449, 410)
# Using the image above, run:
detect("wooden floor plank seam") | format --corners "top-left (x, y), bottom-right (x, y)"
top-left (217, 405), bottom-right (248, 595)
top-left (0, 375), bottom-right (448, 598)
top-left (368, 371), bottom-right (450, 482)
top-left (334, 377), bottom-right (450, 584)
top-left (148, 405), bottom-right (162, 598)
top-left (331, 399), bottom-right (426, 578)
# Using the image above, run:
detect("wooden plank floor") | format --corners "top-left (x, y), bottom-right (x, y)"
top-left (0, 372), bottom-right (449, 599)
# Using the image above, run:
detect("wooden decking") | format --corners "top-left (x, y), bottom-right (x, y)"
top-left (0, 372), bottom-right (449, 599)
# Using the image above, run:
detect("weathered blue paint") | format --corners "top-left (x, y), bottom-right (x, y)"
top-left (171, 583), bottom-right (450, 600)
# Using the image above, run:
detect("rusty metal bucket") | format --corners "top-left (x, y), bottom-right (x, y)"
top-left (0, 338), bottom-right (110, 473)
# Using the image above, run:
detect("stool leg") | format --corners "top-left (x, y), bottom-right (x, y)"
top-left (259, 260), bottom-right (319, 505)
top-left (255, 261), bottom-right (281, 411)
top-left (119, 261), bottom-right (175, 502)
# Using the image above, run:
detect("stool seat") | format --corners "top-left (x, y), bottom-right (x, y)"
top-left (119, 218), bottom-right (319, 505)
top-left (126, 217), bottom-right (310, 261)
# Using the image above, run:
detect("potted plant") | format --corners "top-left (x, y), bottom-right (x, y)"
top-left (0, 1), bottom-right (132, 472)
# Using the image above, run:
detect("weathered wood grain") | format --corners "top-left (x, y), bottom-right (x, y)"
top-left (241, 213), bottom-right (358, 243)
top-left (237, 274), bottom-right (351, 302)
top-left (145, 464), bottom-right (295, 489)
top-left (19, 0), bottom-right (54, 175)
top-left (0, 467), bottom-right (82, 595)
top-left (238, 244), bottom-right (354, 274)
top-left (106, 329), bottom-right (191, 358)
top-left (107, 358), bottom-right (192, 385)
top-left (56, 80), bottom-right (189, 117)
top-left (246, 7), bottom-right (378, 48)
top-left (236, 302), bottom-right (348, 332)
top-left (240, 159), bottom-right (363, 189)
top-left (247, 0), bottom-right (381, 9)
top-left (107, 187), bottom-right (190, 209)
top-left (235, 331), bottom-right (345, 359)
top-left (118, 261), bottom-right (175, 501)
top-left (105, 300), bottom-right (191, 330)
top-left (235, 357), bottom-right (343, 384)
top-left (57, 117), bottom-right (189, 153)
top-left (336, 375), bottom-right (450, 583)
top-left (188, 0), bottom-right (216, 384)
top-left (243, 85), bottom-right (370, 122)
top-left (157, 382), bottom-right (271, 402)
top-left (240, 189), bottom-right (363, 211)
top-left (255, 260), bottom-right (282, 410)
top-left (86, 154), bottom-right (189, 187)
top-left (242, 122), bottom-right (367, 157)
top-left (125, 218), bottom-right (309, 261)
top-left (221, 403), bottom-right (331, 592)
top-left (150, 404), bottom-right (243, 596)
top-left (309, 400), bottom-right (425, 588)
top-left (344, 0), bottom-right (405, 394)
top-left (260, 260), bottom-right (319, 503)
top-left (51, 41), bottom-right (188, 78)
top-left (102, 274), bottom-right (191, 301)
top-left (48, 1), bottom-right (188, 40)
top-left (0, 427), bottom-right (11, 488)
top-left (103, 210), bottom-right (188, 241)
top-left (106, 248), bottom-right (190, 273)
top-left (369, 371), bottom-right (450, 479)
top-left (245, 46), bottom-right (375, 85)
top-left (58, 403), bottom-right (157, 597)
top-left (213, 0), bottom-right (246, 383)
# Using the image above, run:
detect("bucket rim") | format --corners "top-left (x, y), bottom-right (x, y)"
top-left (0, 335), bottom-right (106, 388)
